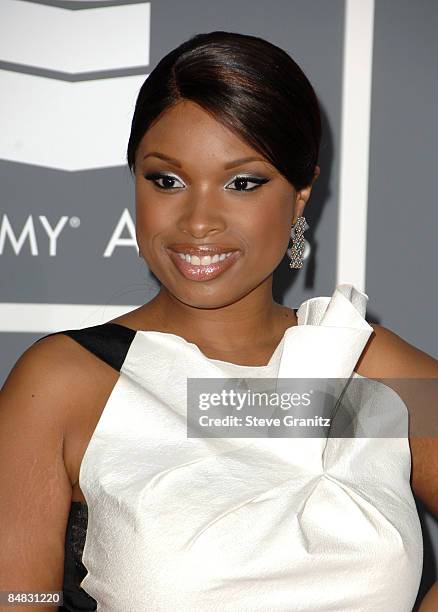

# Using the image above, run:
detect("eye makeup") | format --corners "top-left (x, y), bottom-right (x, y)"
top-left (143, 172), bottom-right (270, 192)
top-left (227, 175), bottom-right (270, 191)
top-left (143, 172), bottom-right (184, 190)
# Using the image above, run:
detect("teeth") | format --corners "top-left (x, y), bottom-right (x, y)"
top-left (176, 251), bottom-right (235, 265)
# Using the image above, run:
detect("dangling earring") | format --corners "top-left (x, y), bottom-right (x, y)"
top-left (287, 216), bottom-right (309, 269)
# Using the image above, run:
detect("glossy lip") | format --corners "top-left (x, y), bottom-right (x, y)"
top-left (167, 244), bottom-right (239, 256)
top-left (165, 247), bottom-right (241, 281)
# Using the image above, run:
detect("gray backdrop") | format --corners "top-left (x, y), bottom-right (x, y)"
top-left (1, 0), bottom-right (437, 604)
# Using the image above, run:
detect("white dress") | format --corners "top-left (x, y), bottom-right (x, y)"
top-left (69, 283), bottom-right (422, 611)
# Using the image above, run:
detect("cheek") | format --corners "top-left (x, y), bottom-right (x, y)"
top-left (135, 207), bottom-right (161, 259)
top-left (244, 200), bottom-right (291, 258)
top-left (135, 189), bottom-right (171, 242)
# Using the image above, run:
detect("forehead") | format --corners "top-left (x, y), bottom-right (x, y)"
top-left (137, 100), bottom-right (262, 164)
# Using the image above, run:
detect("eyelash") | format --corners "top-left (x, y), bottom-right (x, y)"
top-left (143, 172), bottom-right (269, 192)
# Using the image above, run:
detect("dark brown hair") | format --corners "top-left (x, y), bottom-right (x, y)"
top-left (127, 31), bottom-right (321, 191)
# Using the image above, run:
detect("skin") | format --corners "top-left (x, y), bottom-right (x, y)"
top-left (127, 99), bottom-right (320, 365)
top-left (1, 97), bottom-right (437, 606)
top-left (418, 580), bottom-right (438, 610)
top-left (118, 98), bottom-right (438, 607)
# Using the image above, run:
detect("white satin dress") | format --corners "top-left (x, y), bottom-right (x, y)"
top-left (76, 283), bottom-right (423, 611)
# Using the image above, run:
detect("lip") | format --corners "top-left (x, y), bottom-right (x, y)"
top-left (165, 247), bottom-right (241, 281)
top-left (167, 244), bottom-right (239, 256)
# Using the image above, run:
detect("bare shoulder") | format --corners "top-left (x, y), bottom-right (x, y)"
top-left (355, 323), bottom-right (438, 517)
top-left (355, 322), bottom-right (438, 378)
top-left (1, 333), bottom-right (119, 483)
top-left (2, 333), bottom-right (94, 420)
top-left (0, 333), bottom-right (110, 589)
top-left (2, 332), bottom-right (118, 408)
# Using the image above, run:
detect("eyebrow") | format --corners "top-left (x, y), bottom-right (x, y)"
top-left (142, 152), bottom-right (267, 169)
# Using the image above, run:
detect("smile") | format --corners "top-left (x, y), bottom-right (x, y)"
top-left (176, 252), bottom-right (235, 265)
top-left (165, 248), bottom-right (241, 281)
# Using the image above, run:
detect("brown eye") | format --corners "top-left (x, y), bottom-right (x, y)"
top-left (225, 175), bottom-right (270, 192)
top-left (144, 173), bottom-right (185, 190)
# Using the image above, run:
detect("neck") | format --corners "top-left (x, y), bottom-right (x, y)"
top-left (142, 279), bottom-right (296, 353)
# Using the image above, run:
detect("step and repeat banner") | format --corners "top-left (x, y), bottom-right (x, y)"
top-left (1, 0), bottom-right (437, 598)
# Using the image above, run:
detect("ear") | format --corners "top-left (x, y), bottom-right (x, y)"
top-left (292, 165), bottom-right (320, 224)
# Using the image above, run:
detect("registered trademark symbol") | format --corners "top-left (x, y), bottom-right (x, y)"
top-left (69, 216), bottom-right (80, 228)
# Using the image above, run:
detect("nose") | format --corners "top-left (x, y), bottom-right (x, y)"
top-left (177, 191), bottom-right (226, 239)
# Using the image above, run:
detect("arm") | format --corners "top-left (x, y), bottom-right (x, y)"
top-left (358, 324), bottom-right (438, 516)
top-left (0, 337), bottom-right (74, 611)
top-left (418, 580), bottom-right (438, 611)
top-left (357, 324), bottom-right (438, 608)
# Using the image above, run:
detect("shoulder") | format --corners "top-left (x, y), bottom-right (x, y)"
top-left (1, 331), bottom-right (120, 485)
top-left (0, 332), bottom-right (86, 463)
top-left (25, 330), bottom-right (119, 382)
top-left (356, 322), bottom-right (438, 378)
top-left (2, 333), bottom-right (89, 412)
top-left (0, 333), bottom-right (116, 587)
top-left (1, 331), bottom-right (119, 431)
top-left (356, 323), bottom-right (438, 517)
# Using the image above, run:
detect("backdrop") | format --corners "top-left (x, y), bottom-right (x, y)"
top-left (1, 0), bottom-right (437, 604)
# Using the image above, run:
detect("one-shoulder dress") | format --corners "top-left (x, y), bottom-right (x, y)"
top-left (37, 283), bottom-right (423, 611)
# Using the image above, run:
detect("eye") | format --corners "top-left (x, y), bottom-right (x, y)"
top-left (225, 175), bottom-right (270, 192)
top-left (143, 172), bottom-right (185, 190)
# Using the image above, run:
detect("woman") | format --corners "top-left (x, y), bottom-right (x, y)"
top-left (1, 31), bottom-right (437, 612)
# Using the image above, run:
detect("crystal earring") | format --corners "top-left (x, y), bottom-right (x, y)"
top-left (287, 216), bottom-right (309, 269)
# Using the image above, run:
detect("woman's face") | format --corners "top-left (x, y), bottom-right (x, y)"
top-left (134, 100), bottom-right (309, 309)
